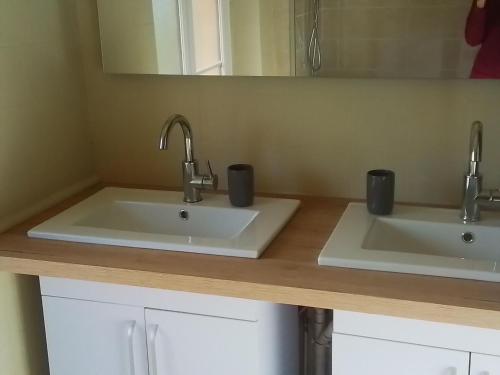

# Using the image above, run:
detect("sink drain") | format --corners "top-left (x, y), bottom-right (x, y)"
top-left (461, 232), bottom-right (475, 244)
top-left (179, 209), bottom-right (189, 221)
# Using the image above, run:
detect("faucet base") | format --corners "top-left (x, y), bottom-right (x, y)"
top-left (182, 161), bottom-right (203, 203)
top-left (461, 174), bottom-right (482, 223)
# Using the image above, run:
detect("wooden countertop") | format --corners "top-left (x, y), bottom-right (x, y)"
top-left (1, 185), bottom-right (500, 330)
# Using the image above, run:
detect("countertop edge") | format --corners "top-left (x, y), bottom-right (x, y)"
top-left (1, 254), bottom-right (499, 330)
top-left (2, 184), bottom-right (500, 331)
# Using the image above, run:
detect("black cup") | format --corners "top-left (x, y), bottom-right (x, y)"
top-left (228, 164), bottom-right (254, 207)
top-left (367, 169), bottom-right (395, 215)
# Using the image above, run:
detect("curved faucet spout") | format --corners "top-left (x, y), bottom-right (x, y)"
top-left (159, 114), bottom-right (194, 162)
top-left (159, 113), bottom-right (217, 203)
top-left (468, 121), bottom-right (483, 176)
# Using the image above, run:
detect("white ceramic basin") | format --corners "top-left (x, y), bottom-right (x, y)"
top-left (28, 187), bottom-right (300, 258)
top-left (319, 202), bottom-right (500, 282)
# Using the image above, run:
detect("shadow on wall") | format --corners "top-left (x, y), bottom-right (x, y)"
top-left (17, 275), bottom-right (49, 375)
top-left (0, 273), bottom-right (49, 375)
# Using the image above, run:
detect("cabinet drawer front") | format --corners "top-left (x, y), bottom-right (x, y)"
top-left (334, 310), bottom-right (500, 356)
top-left (332, 334), bottom-right (469, 375)
top-left (43, 296), bottom-right (148, 375)
top-left (470, 353), bottom-right (500, 374)
top-left (40, 276), bottom-right (259, 321)
top-left (145, 308), bottom-right (259, 375)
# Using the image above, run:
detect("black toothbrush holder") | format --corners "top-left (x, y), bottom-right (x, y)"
top-left (227, 164), bottom-right (254, 207)
top-left (366, 169), bottom-right (395, 215)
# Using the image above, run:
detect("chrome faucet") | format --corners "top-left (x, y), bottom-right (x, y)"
top-left (461, 121), bottom-right (500, 222)
top-left (159, 114), bottom-right (218, 203)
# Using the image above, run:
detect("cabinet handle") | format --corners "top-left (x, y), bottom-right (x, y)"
top-left (126, 321), bottom-right (137, 375)
top-left (147, 324), bottom-right (159, 375)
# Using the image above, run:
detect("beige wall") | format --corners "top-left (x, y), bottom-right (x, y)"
top-left (229, 0), bottom-right (263, 75)
top-left (0, 0), bottom-right (96, 374)
top-left (78, 0), bottom-right (500, 207)
top-left (229, 0), bottom-right (291, 76)
top-left (0, 0), bottom-right (96, 229)
top-left (97, 0), bottom-right (169, 74)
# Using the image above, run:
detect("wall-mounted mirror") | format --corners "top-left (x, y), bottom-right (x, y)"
top-left (96, 0), bottom-right (500, 79)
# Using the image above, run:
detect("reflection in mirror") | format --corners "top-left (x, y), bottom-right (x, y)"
top-left (96, 0), bottom-right (500, 79)
top-left (97, 0), bottom-right (292, 76)
top-left (295, 0), bottom-right (500, 79)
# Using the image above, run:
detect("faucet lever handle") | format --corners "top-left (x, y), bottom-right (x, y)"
top-left (203, 160), bottom-right (218, 191)
top-left (207, 160), bottom-right (215, 178)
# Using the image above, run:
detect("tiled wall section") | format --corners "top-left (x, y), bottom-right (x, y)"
top-left (296, 0), bottom-right (478, 78)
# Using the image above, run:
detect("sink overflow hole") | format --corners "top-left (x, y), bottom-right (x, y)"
top-left (461, 232), bottom-right (475, 244)
top-left (179, 210), bottom-right (189, 221)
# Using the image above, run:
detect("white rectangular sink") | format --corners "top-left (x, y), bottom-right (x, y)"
top-left (28, 187), bottom-right (300, 258)
top-left (319, 203), bottom-right (500, 282)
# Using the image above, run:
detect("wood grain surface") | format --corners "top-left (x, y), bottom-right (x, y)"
top-left (1, 185), bottom-right (500, 329)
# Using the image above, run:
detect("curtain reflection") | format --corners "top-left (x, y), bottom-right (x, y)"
top-left (465, 0), bottom-right (500, 79)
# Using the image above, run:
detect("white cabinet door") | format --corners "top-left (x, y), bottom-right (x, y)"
top-left (42, 296), bottom-right (148, 375)
top-left (332, 334), bottom-right (469, 375)
top-left (145, 308), bottom-right (258, 375)
top-left (470, 353), bottom-right (500, 375)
